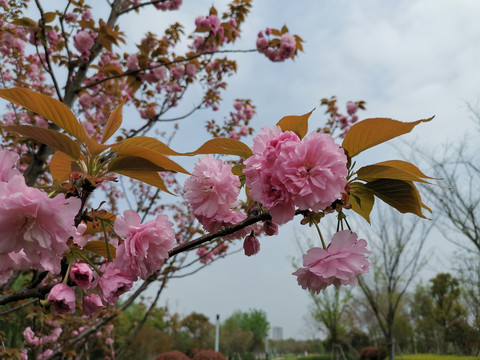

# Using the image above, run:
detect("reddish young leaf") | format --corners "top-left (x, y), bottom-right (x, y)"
top-left (276, 109), bottom-right (314, 139)
top-left (3, 125), bottom-right (81, 159)
top-left (349, 182), bottom-right (375, 223)
top-left (101, 101), bottom-right (124, 144)
top-left (114, 170), bottom-right (173, 195)
top-left (356, 161), bottom-right (432, 184)
top-left (50, 151), bottom-right (76, 181)
top-left (83, 241), bottom-right (116, 259)
top-left (363, 179), bottom-right (428, 218)
top-left (114, 148), bottom-right (190, 174)
top-left (111, 136), bottom-right (183, 156)
top-left (342, 116), bottom-right (434, 157)
top-left (0, 88), bottom-right (87, 142)
top-left (186, 138), bottom-right (253, 158)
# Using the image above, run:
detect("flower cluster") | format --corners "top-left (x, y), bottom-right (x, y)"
top-left (256, 29), bottom-right (298, 62)
top-left (0, 149), bottom-right (81, 283)
top-left (184, 155), bottom-right (250, 238)
top-left (293, 231), bottom-right (371, 293)
top-left (243, 126), bottom-right (348, 224)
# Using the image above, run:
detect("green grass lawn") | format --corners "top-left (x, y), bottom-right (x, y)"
top-left (402, 355), bottom-right (480, 360)
top-left (278, 354), bottom-right (480, 360)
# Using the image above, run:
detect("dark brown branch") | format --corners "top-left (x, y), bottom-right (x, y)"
top-left (118, 0), bottom-right (170, 15)
top-left (168, 210), bottom-right (271, 257)
top-left (81, 48), bottom-right (258, 90)
top-left (34, 0), bottom-right (64, 102)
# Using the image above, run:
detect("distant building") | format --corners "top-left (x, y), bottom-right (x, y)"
top-left (272, 326), bottom-right (283, 340)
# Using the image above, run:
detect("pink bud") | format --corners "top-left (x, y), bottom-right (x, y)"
top-left (243, 234), bottom-right (260, 256)
top-left (263, 221), bottom-right (278, 236)
top-left (82, 293), bottom-right (105, 316)
top-left (346, 101), bottom-right (358, 115)
top-left (47, 283), bottom-right (76, 314)
top-left (70, 263), bottom-right (94, 290)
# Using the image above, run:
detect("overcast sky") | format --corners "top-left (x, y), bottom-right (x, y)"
top-left (114, 0), bottom-right (480, 340)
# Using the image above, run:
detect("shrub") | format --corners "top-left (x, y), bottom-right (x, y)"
top-left (192, 349), bottom-right (227, 360)
top-left (156, 350), bottom-right (191, 360)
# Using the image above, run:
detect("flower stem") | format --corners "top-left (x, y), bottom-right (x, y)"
top-left (101, 219), bottom-right (113, 262)
top-left (75, 249), bottom-right (102, 276)
top-left (63, 262), bottom-right (73, 284)
top-left (314, 222), bottom-right (327, 249)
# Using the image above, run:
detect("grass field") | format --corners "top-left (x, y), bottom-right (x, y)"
top-left (402, 355), bottom-right (480, 360)
top-left (279, 354), bottom-right (480, 360)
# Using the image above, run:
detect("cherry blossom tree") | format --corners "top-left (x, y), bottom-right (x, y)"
top-left (0, 1), bottom-right (435, 358)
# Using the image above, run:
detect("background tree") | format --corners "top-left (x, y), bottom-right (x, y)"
top-left (220, 309), bottom-right (269, 357)
top-left (308, 287), bottom-right (353, 360)
top-left (357, 207), bottom-right (431, 360)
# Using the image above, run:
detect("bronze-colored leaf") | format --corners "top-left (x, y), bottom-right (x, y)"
top-left (356, 161), bottom-right (432, 184)
top-left (0, 88), bottom-right (87, 142)
top-left (342, 116), bottom-right (434, 157)
top-left (3, 125), bottom-right (80, 159)
top-left (114, 148), bottom-right (190, 174)
top-left (43, 12), bottom-right (57, 23)
top-left (115, 170), bottom-right (173, 195)
top-left (83, 241), bottom-right (116, 259)
top-left (276, 109), bottom-right (313, 139)
top-left (186, 138), bottom-right (253, 158)
top-left (50, 151), bottom-right (76, 181)
top-left (111, 136), bottom-right (182, 156)
top-left (363, 179), bottom-right (428, 218)
top-left (349, 182), bottom-right (375, 223)
top-left (101, 101), bottom-right (124, 144)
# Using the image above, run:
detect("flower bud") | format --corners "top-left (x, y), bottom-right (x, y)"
top-left (243, 234), bottom-right (260, 256)
top-left (263, 220), bottom-right (278, 236)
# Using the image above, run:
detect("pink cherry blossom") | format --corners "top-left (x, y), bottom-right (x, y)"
top-left (73, 31), bottom-right (95, 61)
top-left (82, 293), bottom-right (105, 316)
top-left (98, 264), bottom-right (133, 304)
top-left (244, 126), bottom-right (348, 224)
top-left (184, 155), bottom-right (241, 219)
top-left (23, 327), bottom-right (40, 346)
top-left (171, 65), bottom-right (185, 80)
top-left (0, 175), bottom-right (81, 273)
top-left (70, 263), bottom-right (94, 290)
top-left (113, 210), bottom-right (175, 280)
top-left (243, 234), bottom-right (260, 256)
top-left (126, 54), bottom-right (139, 70)
top-left (185, 63), bottom-right (197, 78)
top-left (0, 147), bottom-right (21, 182)
top-left (277, 132), bottom-right (348, 212)
top-left (293, 230), bottom-right (371, 293)
top-left (47, 283), bottom-right (76, 314)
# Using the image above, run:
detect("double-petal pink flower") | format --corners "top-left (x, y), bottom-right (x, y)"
top-left (293, 230), bottom-right (371, 293)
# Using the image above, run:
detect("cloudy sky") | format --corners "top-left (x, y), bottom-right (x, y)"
top-left (116, 0), bottom-right (480, 340)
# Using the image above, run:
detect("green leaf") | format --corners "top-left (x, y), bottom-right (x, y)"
top-left (83, 241), bottom-right (116, 259)
top-left (342, 116), bottom-right (434, 158)
top-left (356, 160), bottom-right (432, 183)
top-left (0, 88), bottom-right (87, 142)
top-left (349, 182), bottom-right (375, 223)
top-left (276, 109), bottom-right (313, 139)
top-left (186, 138), bottom-right (253, 158)
top-left (363, 179), bottom-right (428, 218)
top-left (101, 100), bottom-right (124, 144)
top-left (3, 125), bottom-right (80, 159)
